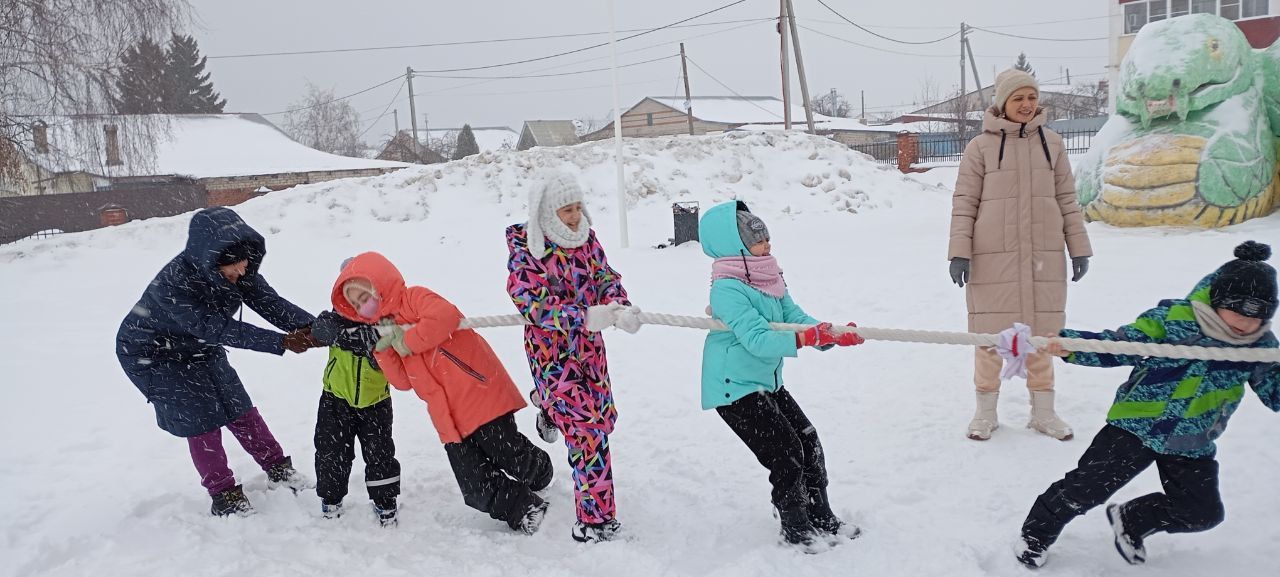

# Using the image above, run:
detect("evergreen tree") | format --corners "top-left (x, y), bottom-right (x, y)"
top-left (452, 124), bottom-right (480, 159)
top-left (163, 34), bottom-right (226, 113)
top-left (113, 37), bottom-right (167, 113)
top-left (1013, 52), bottom-right (1036, 77)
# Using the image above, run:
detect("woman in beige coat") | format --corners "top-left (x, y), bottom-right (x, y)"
top-left (947, 69), bottom-right (1093, 442)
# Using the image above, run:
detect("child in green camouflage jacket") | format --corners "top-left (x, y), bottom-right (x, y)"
top-left (1016, 241), bottom-right (1280, 568)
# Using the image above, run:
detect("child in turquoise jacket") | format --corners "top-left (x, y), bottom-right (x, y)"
top-left (1017, 241), bottom-right (1280, 568)
top-left (699, 200), bottom-right (865, 551)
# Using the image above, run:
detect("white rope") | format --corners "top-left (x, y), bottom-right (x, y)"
top-left (456, 311), bottom-right (1280, 363)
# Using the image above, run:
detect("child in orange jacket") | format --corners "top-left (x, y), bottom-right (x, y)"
top-left (331, 251), bottom-right (553, 534)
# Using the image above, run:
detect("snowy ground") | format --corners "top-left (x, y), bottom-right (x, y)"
top-left (2, 132), bottom-right (1278, 577)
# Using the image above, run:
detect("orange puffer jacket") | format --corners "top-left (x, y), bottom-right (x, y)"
top-left (332, 251), bottom-right (525, 443)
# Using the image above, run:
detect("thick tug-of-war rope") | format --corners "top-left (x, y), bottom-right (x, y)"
top-left (455, 312), bottom-right (1280, 364)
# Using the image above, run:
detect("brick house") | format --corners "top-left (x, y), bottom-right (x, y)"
top-left (0, 113), bottom-right (406, 242)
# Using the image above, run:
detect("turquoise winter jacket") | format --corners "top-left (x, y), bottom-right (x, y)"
top-left (1062, 273), bottom-right (1280, 458)
top-left (699, 201), bottom-right (819, 410)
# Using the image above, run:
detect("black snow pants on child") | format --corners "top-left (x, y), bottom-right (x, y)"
top-left (314, 392), bottom-right (401, 506)
top-left (444, 412), bottom-right (554, 529)
top-left (1022, 424), bottom-right (1224, 548)
top-left (716, 388), bottom-right (831, 514)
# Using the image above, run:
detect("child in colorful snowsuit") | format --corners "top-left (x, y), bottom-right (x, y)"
top-left (310, 278), bottom-right (401, 526)
top-left (698, 200), bottom-right (864, 551)
top-left (332, 251), bottom-right (554, 534)
top-left (506, 171), bottom-right (641, 543)
top-left (115, 207), bottom-right (318, 517)
top-left (1016, 241), bottom-right (1280, 568)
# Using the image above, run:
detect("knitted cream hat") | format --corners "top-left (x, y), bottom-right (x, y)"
top-left (994, 69), bottom-right (1039, 114)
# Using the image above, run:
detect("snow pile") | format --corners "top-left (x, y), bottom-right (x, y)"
top-left (2, 134), bottom-right (1278, 577)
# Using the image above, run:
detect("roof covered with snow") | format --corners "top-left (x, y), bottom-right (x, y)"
top-left (28, 113), bottom-right (407, 179)
top-left (645, 96), bottom-right (917, 133)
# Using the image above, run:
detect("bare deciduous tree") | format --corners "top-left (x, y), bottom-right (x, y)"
top-left (810, 90), bottom-right (852, 118)
top-left (1, 0), bottom-right (190, 177)
top-left (282, 83), bottom-right (365, 158)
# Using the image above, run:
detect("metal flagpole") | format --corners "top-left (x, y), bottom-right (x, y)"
top-left (607, 0), bottom-right (630, 248)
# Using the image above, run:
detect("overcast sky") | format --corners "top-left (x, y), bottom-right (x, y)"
top-left (191, 0), bottom-right (1111, 145)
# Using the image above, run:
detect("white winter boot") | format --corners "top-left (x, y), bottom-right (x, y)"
top-left (967, 391), bottom-right (999, 441)
top-left (1028, 391), bottom-right (1074, 441)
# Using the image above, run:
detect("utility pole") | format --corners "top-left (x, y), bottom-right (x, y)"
top-left (958, 23), bottom-right (967, 140)
top-left (680, 43), bottom-right (694, 135)
top-left (860, 89), bottom-right (866, 123)
top-left (393, 109), bottom-right (399, 133)
top-left (406, 67), bottom-right (420, 159)
top-left (785, 0), bottom-right (815, 133)
top-left (779, 0), bottom-right (791, 129)
top-left (965, 36), bottom-right (982, 110)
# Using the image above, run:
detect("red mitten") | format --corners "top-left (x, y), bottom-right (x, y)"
top-left (796, 322), bottom-right (864, 348)
top-left (836, 322), bottom-right (865, 346)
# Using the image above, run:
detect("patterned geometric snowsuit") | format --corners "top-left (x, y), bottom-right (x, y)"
top-left (506, 224), bottom-right (629, 524)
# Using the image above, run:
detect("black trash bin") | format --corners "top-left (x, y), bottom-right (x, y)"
top-left (672, 201), bottom-right (699, 246)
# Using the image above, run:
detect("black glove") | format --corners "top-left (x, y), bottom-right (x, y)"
top-left (1071, 256), bottom-right (1090, 282)
top-left (949, 258), bottom-right (970, 288)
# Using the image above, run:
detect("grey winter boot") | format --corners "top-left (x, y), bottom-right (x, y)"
top-left (967, 391), bottom-right (1000, 441)
top-left (1028, 391), bottom-right (1074, 441)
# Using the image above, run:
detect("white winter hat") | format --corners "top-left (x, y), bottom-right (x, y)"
top-left (526, 170), bottom-right (591, 256)
top-left (994, 68), bottom-right (1039, 115)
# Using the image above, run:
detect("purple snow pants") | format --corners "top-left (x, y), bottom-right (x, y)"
top-left (187, 407), bottom-right (285, 495)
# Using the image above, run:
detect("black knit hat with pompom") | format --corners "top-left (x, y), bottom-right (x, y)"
top-left (1211, 241), bottom-right (1276, 320)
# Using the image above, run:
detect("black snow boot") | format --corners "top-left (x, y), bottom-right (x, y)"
top-left (778, 505), bottom-right (827, 553)
top-left (210, 484), bottom-right (254, 517)
top-left (808, 487), bottom-right (861, 540)
top-left (374, 497), bottom-right (398, 528)
top-left (266, 456), bottom-right (313, 493)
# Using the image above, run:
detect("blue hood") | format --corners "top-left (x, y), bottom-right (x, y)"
top-left (181, 207), bottom-right (266, 287)
top-left (699, 200), bottom-right (752, 259)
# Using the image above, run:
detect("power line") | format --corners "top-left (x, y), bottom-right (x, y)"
top-left (412, 54), bottom-right (678, 80)
top-left (978, 15), bottom-right (1110, 29)
top-left (798, 14), bottom-right (1110, 30)
top-left (803, 24), bottom-right (1105, 60)
top-left (357, 79), bottom-right (405, 138)
top-left (206, 17), bottom-right (771, 60)
top-left (261, 74), bottom-right (404, 116)
top-left (415, 19), bottom-right (769, 97)
top-left (683, 56), bottom-right (783, 120)
top-left (813, 0), bottom-right (961, 45)
top-left (412, 0), bottom-right (751, 73)
top-left (969, 26), bottom-right (1107, 42)
top-left (800, 25), bottom-right (953, 58)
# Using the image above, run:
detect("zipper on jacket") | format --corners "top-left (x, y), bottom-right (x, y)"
top-left (440, 347), bottom-right (488, 382)
top-left (322, 358), bottom-right (337, 394)
top-left (1037, 126), bottom-right (1054, 169)
top-left (353, 355), bottom-right (363, 405)
top-left (998, 129), bottom-right (1007, 169)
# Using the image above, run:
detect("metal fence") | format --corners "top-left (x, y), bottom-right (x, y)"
top-left (851, 128), bottom-right (1099, 168)
top-left (849, 139), bottom-right (898, 165)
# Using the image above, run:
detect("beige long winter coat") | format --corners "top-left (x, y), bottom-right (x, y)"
top-left (948, 106), bottom-right (1093, 335)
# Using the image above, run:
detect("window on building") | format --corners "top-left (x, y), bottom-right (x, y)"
top-left (646, 113), bottom-right (653, 126)
top-left (1150, 0), bottom-right (1169, 21)
top-left (1242, 0), bottom-right (1268, 17)
top-left (1171, 0), bottom-right (1190, 17)
top-left (1126, 1), bottom-right (1149, 34)
top-left (1191, 0), bottom-right (1216, 14)
top-left (1221, 0), bottom-right (1241, 19)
